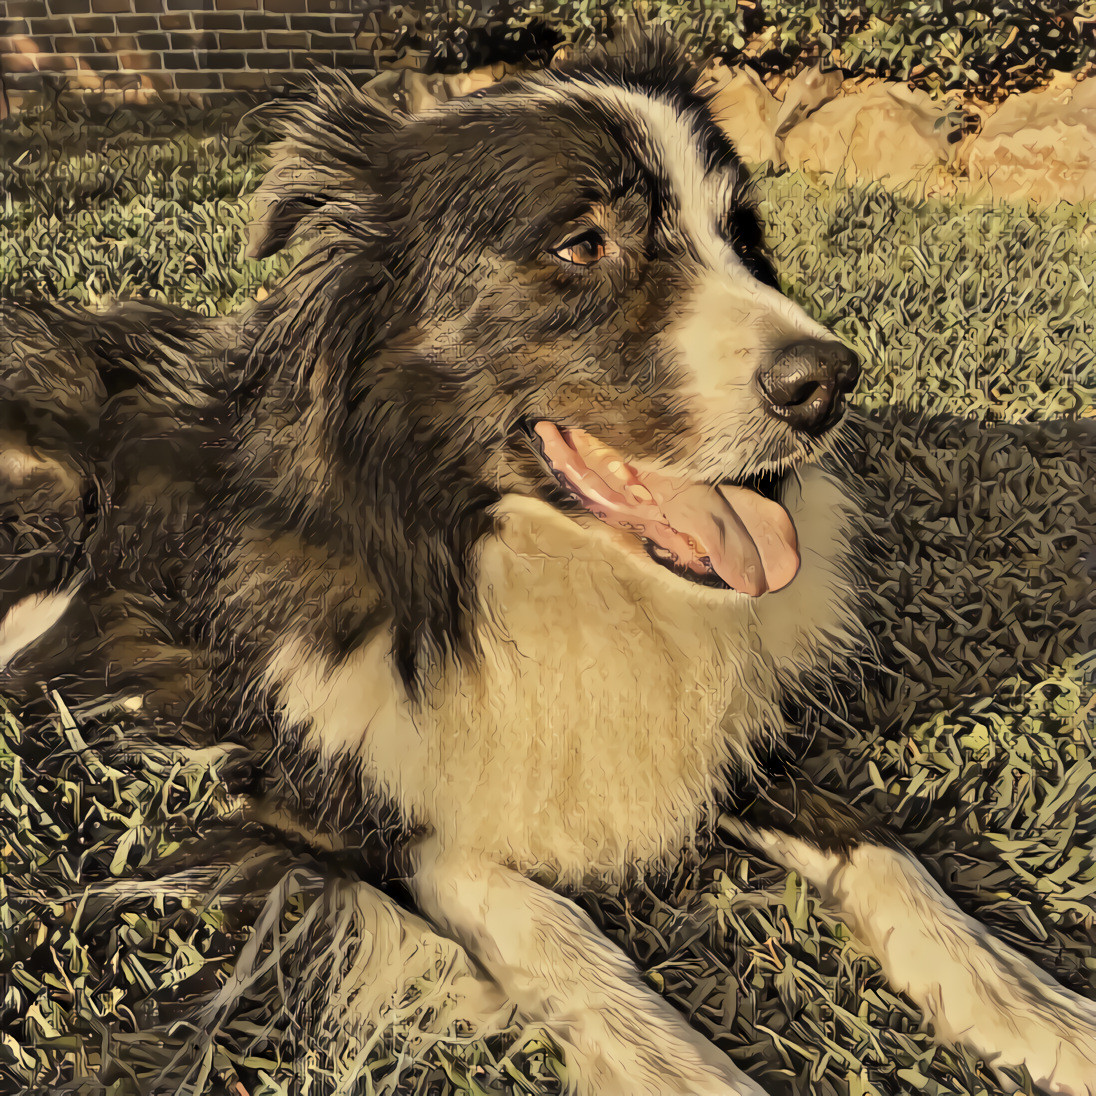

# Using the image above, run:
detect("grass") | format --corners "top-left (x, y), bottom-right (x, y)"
top-left (0, 101), bottom-right (1093, 1096)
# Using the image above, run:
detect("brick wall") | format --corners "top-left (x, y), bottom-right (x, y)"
top-left (0, 0), bottom-right (385, 114)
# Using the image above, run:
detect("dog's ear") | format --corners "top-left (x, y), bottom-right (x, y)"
top-left (246, 75), bottom-right (404, 261)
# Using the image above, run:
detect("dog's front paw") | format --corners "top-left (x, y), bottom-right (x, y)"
top-left (934, 943), bottom-right (1096, 1096)
top-left (557, 1009), bottom-right (772, 1096)
top-left (1010, 1021), bottom-right (1096, 1096)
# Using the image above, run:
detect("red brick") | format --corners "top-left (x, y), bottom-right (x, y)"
top-left (244, 11), bottom-right (288, 28)
top-left (202, 11), bottom-right (241, 28)
top-left (220, 68), bottom-right (268, 88)
top-left (117, 49), bottom-right (162, 67)
top-left (158, 12), bottom-right (193, 28)
top-left (91, 0), bottom-right (133, 12)
top-left (289, 48), bottom-right (328, 68)
top-left (265, 29), bottom-right (305, 47)
top-left (112, 12), bottom-right (159, 30)
top-left (174, 69), bottom-right (221, 88)
top-left (131, 0), bottom-right (165, 9)
top-left (204, 48), bottom-right (244, 65)
top-left (4, 0), bottom-right (49, 16)
top-left (1, 52), bottom-right (43, 73)
top-left (26, 16), bottom-right (74, 33)
top-left (49, 0), bottom-right (92, 14)
top-left (244, 48), bottom-right (289, 67)
top-left (216, 0), bottom-right (259, 6)
top-left (78, 51), bottom-right (120, 68)
top-left (71, 13), bottom-right (116, 30)
top-left (160, 48), bottom-right (197, 66)
top-left (263, 0), bottom-right (307, 12)
top-left (167, 29), bottom-right (213, 46)
top-left (136, 31), bottom-right (169, 48)
top-left (286, 13), bottom-right (330, 30)
top-left (53, 33), bottom-right (95, 50)
top-left (96, 32), bottom-right (137, 48)
top-left (32, 53), bottom-right (79, 69)
top-left (218, 29), bottom-right (263, 47)
top-left (0, 34), bottom-right (43, 53)
top-left (308, 31), bottom-right (349, 48)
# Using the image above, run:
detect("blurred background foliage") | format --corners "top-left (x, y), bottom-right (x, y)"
top-left (369, 0), bottom-right (1096, 93)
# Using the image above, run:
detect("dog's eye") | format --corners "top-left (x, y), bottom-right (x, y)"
top-left (552, 230), bottom-right (607, 267)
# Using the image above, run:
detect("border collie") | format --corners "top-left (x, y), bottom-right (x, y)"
top-left (1, 33), bottom-right (1094, 1096)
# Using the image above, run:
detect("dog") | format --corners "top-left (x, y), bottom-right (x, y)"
top-left (1, 32), bottom-right (1095, 1096)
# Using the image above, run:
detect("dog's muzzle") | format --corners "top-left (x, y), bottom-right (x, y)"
top-left (756, 339), bottom-right (860, 435)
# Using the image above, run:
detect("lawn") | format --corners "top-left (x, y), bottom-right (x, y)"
top-left (0, 98), bottom-right (1094, 1096)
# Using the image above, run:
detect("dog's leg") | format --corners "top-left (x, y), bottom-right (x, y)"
top-left (412, 840), bottom-right (771, 1096)
top-left (724, 787), bottom-right (1096, 1096)
top-left (302, 877), bottom-right (513, 1071)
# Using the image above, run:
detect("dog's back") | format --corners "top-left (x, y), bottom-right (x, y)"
top-left (0, 297), bottom-right (245, 717)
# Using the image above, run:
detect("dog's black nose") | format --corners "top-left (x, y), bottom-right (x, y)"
top-left (756, 339), bottom-right (860, 434)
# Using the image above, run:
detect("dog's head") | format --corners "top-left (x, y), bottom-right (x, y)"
top-left (247, 35), bottom-right (858, 673)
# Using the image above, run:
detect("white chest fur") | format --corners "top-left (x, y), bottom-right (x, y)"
top-left (270, 467), bottom-right (860, 884)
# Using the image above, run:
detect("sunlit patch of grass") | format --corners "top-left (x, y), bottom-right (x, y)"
top-left (757, 173), bottom-right (1096, 420)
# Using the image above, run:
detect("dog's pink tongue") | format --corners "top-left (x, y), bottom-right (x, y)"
top-left (533, 423), bottom-right (799, 595)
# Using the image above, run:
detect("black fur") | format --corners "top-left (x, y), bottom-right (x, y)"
top-left (6, 36), bottom-right (1096, 1096)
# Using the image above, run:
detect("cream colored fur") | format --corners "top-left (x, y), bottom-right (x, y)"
top-left (266, 465), bottom-right (860, 885)
top-left (318, 877), bottom-right (513, 1094)
top-left (250, 78), bottom-right (873, 1091)
top-left (12, 71), bottom-right (1089, 1096)
top-left (0, 589), bottom-right (76, 671)
top-left (414, 467), bottom-right (859, 880)
top-left (414, 839), bottom-right (770, 1096)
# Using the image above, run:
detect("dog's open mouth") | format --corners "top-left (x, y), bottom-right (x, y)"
top-left (533, 422), bottom-right (799, 596)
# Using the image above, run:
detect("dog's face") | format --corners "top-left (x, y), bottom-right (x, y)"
top-left (250, 42), bottom-right (858, 601)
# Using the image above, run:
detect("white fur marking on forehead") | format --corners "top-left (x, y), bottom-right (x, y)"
top-left (447, 77), bottom-right (739, 271)
top-left (575, 84), bottom-right (737, 270)
top-left (515, 78), bottom-right (740, 271)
